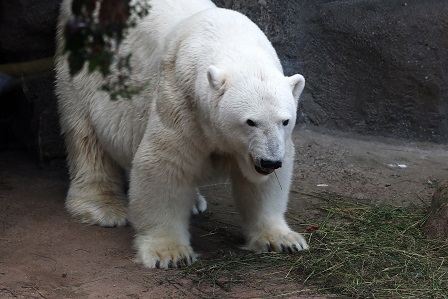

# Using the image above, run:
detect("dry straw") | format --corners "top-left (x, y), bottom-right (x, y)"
top-left (173, 193), bottom-right (448, 298)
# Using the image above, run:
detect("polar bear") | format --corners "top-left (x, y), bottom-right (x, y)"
top-left (55, 0), bottom-right (308, 268)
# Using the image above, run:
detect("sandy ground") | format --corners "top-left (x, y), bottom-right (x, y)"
top-left (1, 127), bottom-right (447, 298)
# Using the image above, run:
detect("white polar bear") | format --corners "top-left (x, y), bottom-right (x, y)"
top-left (55, 0), bottom-right (308, 268)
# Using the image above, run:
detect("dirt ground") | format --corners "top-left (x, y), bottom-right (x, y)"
top-left (1, 126), bottom-right (447, 299)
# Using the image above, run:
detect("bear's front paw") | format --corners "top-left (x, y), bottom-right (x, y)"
top-left (245, 229), bottom-right (308, 253)
top-left (134, 236), bottom-right (198, 268)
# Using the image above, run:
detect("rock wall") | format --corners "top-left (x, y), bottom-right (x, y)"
top-left (0, 0), bottom-right (62, 160)
top-left (302, 0), bottom-right (448, 142)
top-left (214, 0), bottom-right (448, 143)
top-left (0, 0), bottom-right (447, 161)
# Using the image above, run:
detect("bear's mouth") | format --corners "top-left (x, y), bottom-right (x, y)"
top-left (250, 155), bottom-right (276, 175)
top-left (254, 165), bottom-right (275, 175)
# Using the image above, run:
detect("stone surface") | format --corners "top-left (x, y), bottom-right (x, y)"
top-left (0, 0), bottom-right (63, 159)
top-left (0, 0), bottom-right (59, 63)
top-left (302, 0), bottom-right (448, 143)
top-left (22, 72), bottom-right (66, 160)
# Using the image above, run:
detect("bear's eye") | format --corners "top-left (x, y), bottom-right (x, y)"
top-left (282, 119), bottom-right (289, 126)
top-left (246, 119), bottom-right (256, 127)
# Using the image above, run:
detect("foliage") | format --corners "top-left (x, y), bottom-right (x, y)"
top-left (63, 0), bottom-right (150, 100)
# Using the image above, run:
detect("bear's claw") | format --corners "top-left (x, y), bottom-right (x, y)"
top-left (152, 254), bottom-right (196, 269)
top-left (134, 236), bottom-right (198, 269)
top-left (246, 229), bottom-right (309, 253)
top-left (269, 242), bottom-right (301, 253)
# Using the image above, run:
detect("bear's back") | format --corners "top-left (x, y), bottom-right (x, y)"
top-left (146, 0), bottom-right (216, 39)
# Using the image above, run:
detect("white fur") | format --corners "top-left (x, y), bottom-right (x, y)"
top-left (55, 0), bottom-right (307, 268)
top-left (192, 190), bottom-right (207, 215)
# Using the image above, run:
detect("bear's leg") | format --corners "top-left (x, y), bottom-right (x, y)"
top-left (231, 141), bottom-right (308, 253)
top-left (192, 189), bottom-right (207, 215)
top-left (129, 136), bottom-right (200, 268)
top-left (63, 124), bottom-right (127, 227)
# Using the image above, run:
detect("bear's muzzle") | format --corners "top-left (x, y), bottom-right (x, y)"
top-left (254, 159), bottom-right (282, 175)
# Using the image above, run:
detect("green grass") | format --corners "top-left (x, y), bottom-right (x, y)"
top-left (177, 196), bottom-right (448, 299)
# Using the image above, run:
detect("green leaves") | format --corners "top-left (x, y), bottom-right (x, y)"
top-left (67, 51), bottom-right (85, 76)
top-left (63, 0), bottom-right (150, 100)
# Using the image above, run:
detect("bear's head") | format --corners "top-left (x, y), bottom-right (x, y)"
top-left (205, 65), bottom-right (305, 183)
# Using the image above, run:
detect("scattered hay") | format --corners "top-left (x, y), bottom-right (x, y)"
top-left (424, 183), bottom-right (448, 239)
top-left (301, 198), bottom-right (448, 298)
top-left (177, 195), bottom-right (448, 298)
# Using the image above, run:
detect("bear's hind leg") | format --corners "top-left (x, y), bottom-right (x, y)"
top-left (63, 124), bottom-right (127, 227)
top-left (191, 189), bottom-right (207, 215)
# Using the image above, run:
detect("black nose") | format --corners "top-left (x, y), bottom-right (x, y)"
top-left (260, 159), bottom-right (282, 169)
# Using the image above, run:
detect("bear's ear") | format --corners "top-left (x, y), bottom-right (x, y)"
top-left (286, 74), bottom-right (306, 102)
top-left (207, 65), bottom-right (226, 90)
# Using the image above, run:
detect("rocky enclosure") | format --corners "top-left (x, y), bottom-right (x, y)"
top-left (0, 0), bottom-right (447, 159)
